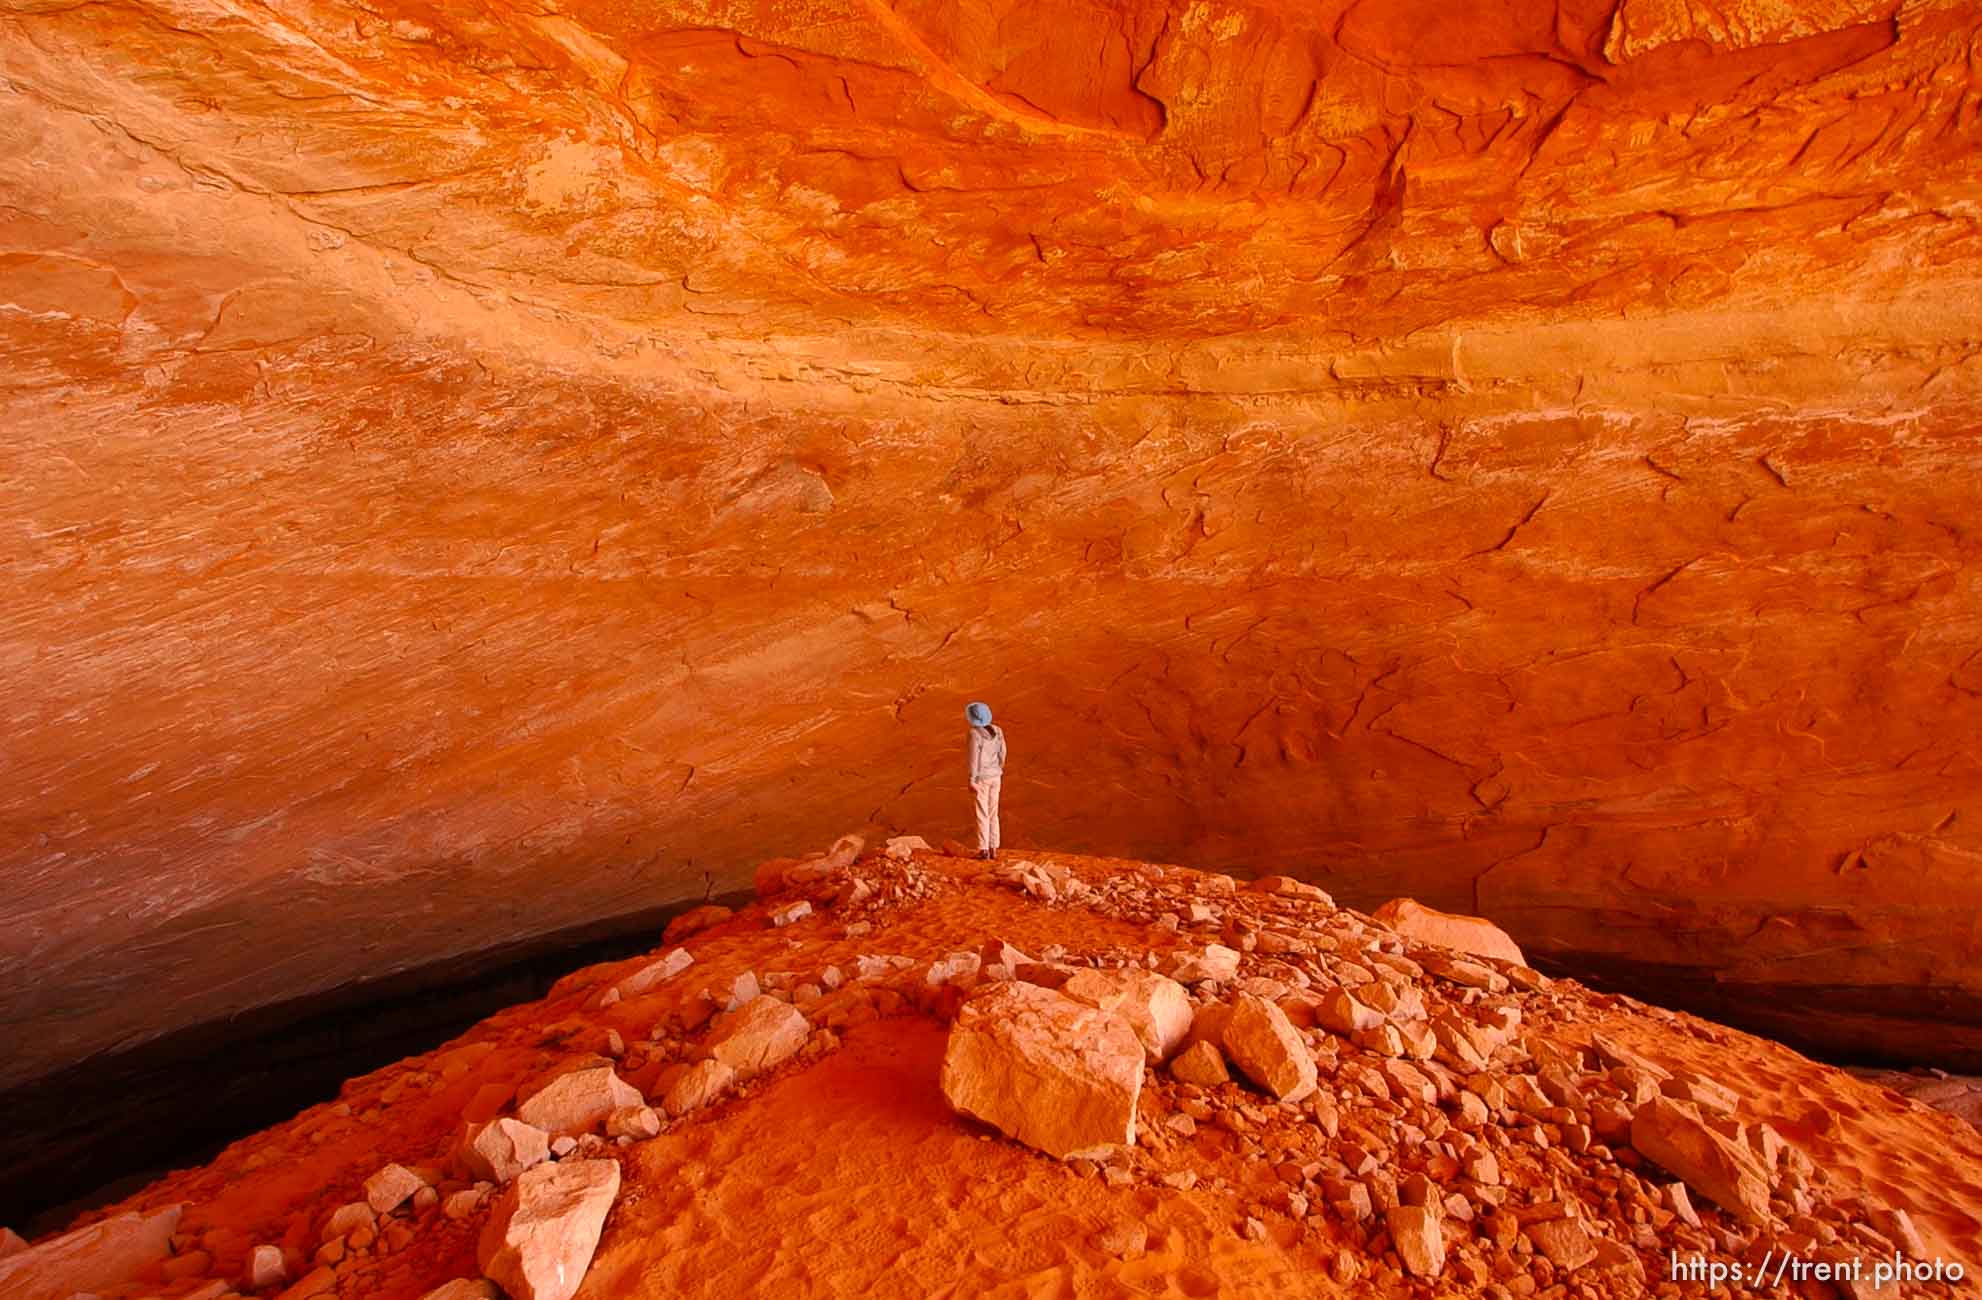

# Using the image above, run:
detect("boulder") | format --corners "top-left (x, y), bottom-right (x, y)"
top-left (769, 900), bottom-right (812, 927)
top-left (0, 1204), bottom-right (182, 1300)
top-left (459, 1117), bottom-right (551, 1184)
top-left (364, 1163), bottom-right (427, 1214)
top-left (1662, 1070), bottom-right (1740, 1115)
top-left (1169, 1039), bottom-right (1230, 1087)
top-left (1316, 989), bottom-right (1383, 1036)
top-left (1371, 898), bottom-right (1526, 966)
top-left (1630, 1097), bottom-right (1773, 1224)
top-left (444, 1189), bottom-right (488, 1220)
top-left (664, 1059), bottom-right (737, 1116)
top-left (1589, 1032), bottom-right (1671, 1081)
top-left (925, 951), bottom-right (983, 987)
top-left (605, 1105), bottom-right (661, 1140)
top-left (820, 832), bottom-right (865, 870)
top-left (1248, 875), bottom-right (1333, 904)
top-left (1386, 1204), bottom-right (1445, 1279)
top-left (616, 948), bottom-right (693, 998)
top-left (1871, 1207), bottom-right (1928, 1259)
top-left (704, 995), bottom-right (810, 1077)
top-left (884, 835), bottom-right (930, 860)
top-left (1060, 968), bottom-right (1192, 1063)
top-left (322, 1202), bottom-right (375, 1242)
top-left (1220, 993), bottom-right (1317, 1102)
top-left (1524, 1218), bottom-right (1598, 1272)
top-left (517, 1066), bottom-right (644, 1136)
top-left (477, 1160), bottom-right (621, 1300)
top-left (939, 981), bottom-right (1144, 1159)
top-left (244, 1244), bottom-right (288, 1289)
top-left (1167, 944), bottom-right (1241, 984)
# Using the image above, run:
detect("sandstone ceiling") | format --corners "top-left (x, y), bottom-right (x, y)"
top-left (3, 0), bottom-right (1982, 1090)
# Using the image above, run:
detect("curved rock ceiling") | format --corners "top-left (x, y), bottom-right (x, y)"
top-left (3, 0), bottom-right (1981, 1089)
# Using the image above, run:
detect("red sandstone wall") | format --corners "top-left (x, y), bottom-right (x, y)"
top-left (3, 0), bottom-right (1980, 1085)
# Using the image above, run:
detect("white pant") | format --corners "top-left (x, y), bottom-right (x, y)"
top-left (973, 777), bottom-right (1002, 851)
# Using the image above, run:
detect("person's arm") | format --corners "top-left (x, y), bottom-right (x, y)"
top-left (969, 730), bottom-right (985, 785)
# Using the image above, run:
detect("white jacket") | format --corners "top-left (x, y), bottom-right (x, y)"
top-left (969, 725), bottom-right (1007, 780)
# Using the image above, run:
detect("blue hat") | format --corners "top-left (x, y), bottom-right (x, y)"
top-left (966, 701), bottom-right (992, 726)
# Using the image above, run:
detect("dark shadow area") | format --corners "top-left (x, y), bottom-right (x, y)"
top-left (1, 889), bottom-right (749, 1235)
top-left (1527, 949), bottom-right (1982, 1075)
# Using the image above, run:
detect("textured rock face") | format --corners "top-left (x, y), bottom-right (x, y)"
top-left (2, 0), bottom-right (1982, 1090)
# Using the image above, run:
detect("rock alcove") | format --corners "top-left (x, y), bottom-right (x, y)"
top-left (3, 0), bottom-right (1982, 1265)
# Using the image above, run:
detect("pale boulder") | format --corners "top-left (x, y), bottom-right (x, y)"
top-left (478, 1160), bottom-right (621, 1300)
top-left (1167, 944), bottom-right (1241, 984)
top-left (459, 1117), bottom-right (551, 1184)
top-left (1060, 968), bottom-right (1192, 1063)
top-left (0, 1204), bottom-right (182, 1300)
top-left (322, 1202), bottom-right (375, 1242)
top-left (1386, 1204), bottom-right (1445, 1279)
top-left (884, 835), bottom-right (930, 860)
top-left (616, 948), bottom-right (692, 998)
top-left (769, 900), bottom-right (812, 927)
top-left (517, 1066), bottom-right (644, 1136)
top-left (1630, 1097), bottom-right (1773, 1224)
top-left (246, 1244), bottom-right (288, 1290)
top-left (664, 1059), bottom-right (737, 1116)
top-left (1371, 898), bottom-right (1526, 966)
top-left (1220, 993), bottom-right (1317, 1102)
top-left (704, 995), bottom-right (809, 1077)
top-left (940, 981), bottom-right (1145, 1159)
top-left (1316, 989), bottom-right (1383, 1036)
top-left (605, 1105), bottom-right (662, 1140)
top-left (364, 1163), bottom-right (427, 1214)
top-left (1524, 1218), bottom-right (1598, 1271)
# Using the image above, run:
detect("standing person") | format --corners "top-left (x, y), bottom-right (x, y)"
top-left (966, 701), bottom-right (1007, 860)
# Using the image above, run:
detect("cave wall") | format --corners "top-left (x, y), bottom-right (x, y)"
top-left (3, 0), bottom-right (1981, 1087)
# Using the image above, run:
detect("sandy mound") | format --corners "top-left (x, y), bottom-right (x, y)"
top-left (11, 848), bottom-right (1979, 1299)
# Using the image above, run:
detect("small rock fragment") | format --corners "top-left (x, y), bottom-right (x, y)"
top-left (605, 1105), bottom-right (662, 1140)
top-left (1169, 1039), bottom-right (1230, 1087)
top-left (1386, 1204), bottom-right (1445, 1279)
top-left (246, 1243), bottom-right (288, 1289)
top-left (1220, 993), bottom-right (1317, 1102)
top-left (364, 1163), bottom-right (426, 1215)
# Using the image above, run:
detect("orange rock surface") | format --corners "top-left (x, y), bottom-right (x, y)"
top-left (3, 0), bottom-right (1982, 1089)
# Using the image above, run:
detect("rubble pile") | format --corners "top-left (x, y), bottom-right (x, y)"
top-left (4, 841), bottom-right (1970, 1300)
